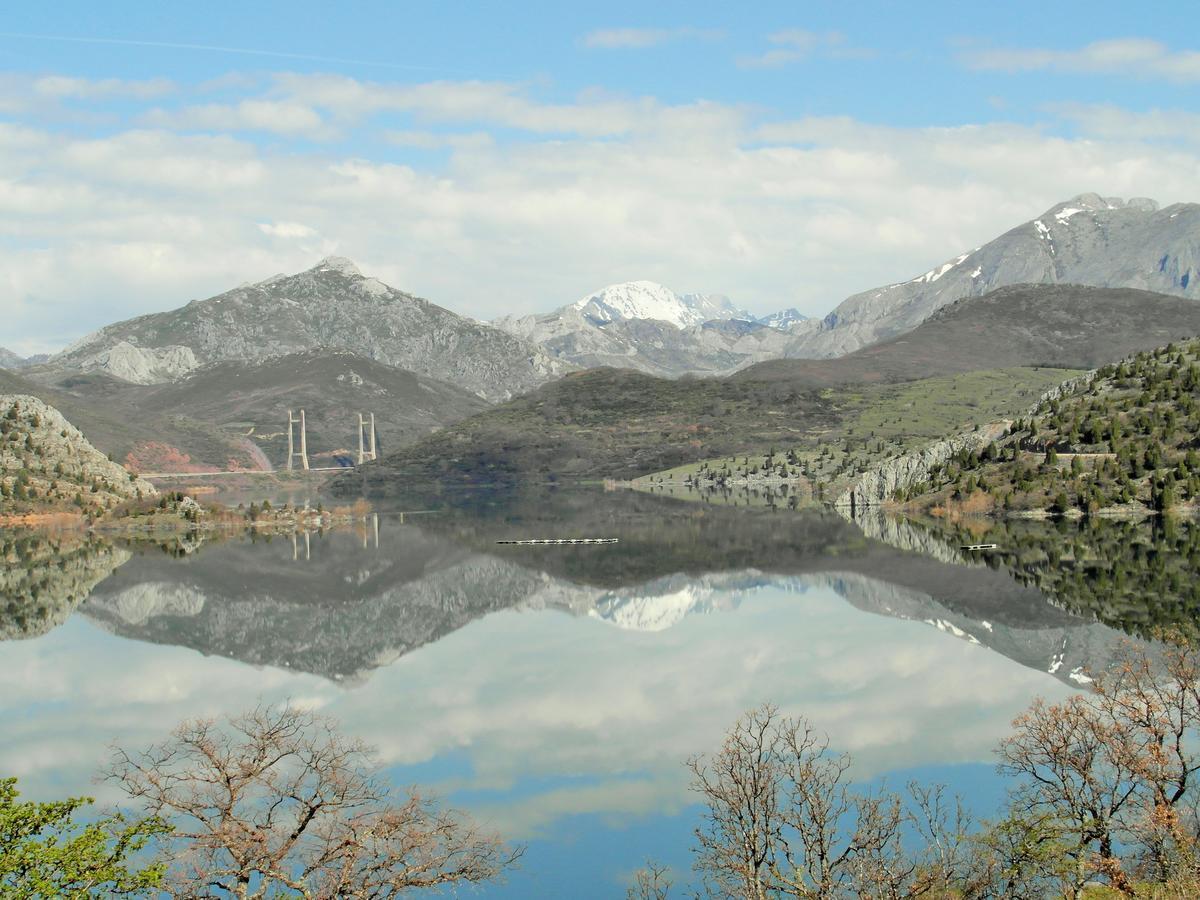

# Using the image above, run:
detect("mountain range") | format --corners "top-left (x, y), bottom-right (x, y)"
top-left (41, 257), bottom-right (571, 402)
top-left (492, 280), bottom-right (801, 377)
top-left (494, 193), bottom-right (1200, 372)
top-left (788, 193), bottom-right (1200, 358)
top-left (5, 191), bottom-right (1200, 474)
top-left (342, 282), bottom-right (1200, 485)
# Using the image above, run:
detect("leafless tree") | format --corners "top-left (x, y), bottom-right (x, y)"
top-left (996, 692), bottom-right (1141, 895)
top-left (626, 858), bottom-right (673, 899)
top-left (996, 638), bottom-right (1200, 896)
top-left (688, 704), bottom-right (979, 899)
top-left (1095, 638), bottom-right (1200, 884)
top-left (104, 704), bottom-right (521, 898)
top-left (688, 704), bottom-right (782, 899)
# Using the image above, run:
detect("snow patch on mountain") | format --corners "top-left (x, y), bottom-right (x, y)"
top-left (757, 308), bottom-right (809, 330)
top-left (588, 573), bottom-right (771, 631)
top-left (573, 281), bottom-right (751, 329)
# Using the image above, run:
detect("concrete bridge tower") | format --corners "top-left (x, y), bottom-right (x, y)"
top-left (357, 413), bottom-right (377, 465)
top-left (287, 409), bottom-right (309, 470)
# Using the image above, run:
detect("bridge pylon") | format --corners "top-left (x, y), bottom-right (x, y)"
top-left (357, 413), bottom-right (377, 464)
top-left (287, 409), bottom-right (309, 470)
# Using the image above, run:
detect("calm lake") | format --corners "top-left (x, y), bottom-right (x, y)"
top-left (2, 486), bottom-right (1190, 897)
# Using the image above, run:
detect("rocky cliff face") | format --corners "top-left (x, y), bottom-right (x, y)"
top-left (834, 367), bottom-right (1105, 509)
top-left (49, 257), bottom-right (570, 401)
top-left (0, 394), bottom-right (156, 511)
top-left (833, 508), bottom-right (984, 566)
top-left (788, 193), bottom-right (1200, 358)
top-left (835, 422), bottom-right (1010, 508)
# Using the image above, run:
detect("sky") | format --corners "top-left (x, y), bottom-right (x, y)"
top-left (2, 0), bottom-right (1200, 354)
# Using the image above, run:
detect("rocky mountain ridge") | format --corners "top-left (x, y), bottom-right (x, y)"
top-left (0, 348), bottom-right (30, 370)
top-left (44, 257), bottom-right (571, 402)
top-left (789, 193), bottom-right (1200, 358)
top-left (494, 280), bottom-right (801, 377)
top-left (357, 283), bottom-right (1200, 485)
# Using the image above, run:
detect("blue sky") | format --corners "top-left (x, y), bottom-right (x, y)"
top-left (2, 1), bottom-right (1199, 352)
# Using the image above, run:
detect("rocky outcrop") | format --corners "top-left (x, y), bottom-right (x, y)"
top-left (834, 368), bottom-right (1103, 512)
top-left (74, 341), bottom-right (199, 384)
top-left (835, 421), bottom-right (1010, 508)
top-left (1028, 370), bottom-right (1096, 411)
top-left (0, 395), bottom-right (156, 510)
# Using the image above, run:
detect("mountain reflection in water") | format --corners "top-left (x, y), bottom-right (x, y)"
top-left (0, 487), bottom-right (1188, 897)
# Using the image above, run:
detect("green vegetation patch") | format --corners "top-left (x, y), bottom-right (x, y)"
top-left (901, 341), bottom-right (1200, 516)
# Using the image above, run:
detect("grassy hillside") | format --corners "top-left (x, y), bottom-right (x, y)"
top-left (0, 368), bottom-right (256, 473)
top-left (5, 350), bottom-right (489, 473)
top-left (133, 350), bottom-right (490, 469)
top-left (742, 283), bottom-right (1200, 385)
top-left (899, 340), bottom-right (1200, 517)
top-left (637, 367), bottom-right (1073, 493)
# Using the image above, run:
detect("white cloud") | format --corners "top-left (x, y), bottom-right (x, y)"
top-left (32, 74), bottom-right (175, 100)
top-left (385, 129), bottom-right (495, 150)
top-left (271, 73), bottom-right (662, 137)
top-left (965, 38), bottom-right (1200, 82)
top-left (738, 30), bottom-right (872, 69)
top-left (141, 99), bottom-right (330, 138)
top-left (581, 27), bottom-right (721, 50)
top-left (258, 220), bottom-right (317, 238)
top-left (1, 73), bottom-right (1199, 352)
top-left (0, 73), bottom-right (174, 115)
top-left (1052, 102), bottom-right (1200, 145)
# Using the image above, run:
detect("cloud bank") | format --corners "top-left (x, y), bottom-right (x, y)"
top-left (1, 70), bottom-right (1199, 354)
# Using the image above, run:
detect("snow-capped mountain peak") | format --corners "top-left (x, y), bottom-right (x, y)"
top-left (572, 281), bottom-right (752, 329)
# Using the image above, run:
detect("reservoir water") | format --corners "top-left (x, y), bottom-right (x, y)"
top-left (2, 486), bottom-right (1188, 896)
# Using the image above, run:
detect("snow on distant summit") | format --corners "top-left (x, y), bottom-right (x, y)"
top-left (491, 280), bottom-right (793, 377)
top-left (573, 281), bottom-right (752, 329)
top-left (757, 308), bottom-right (808, 330)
